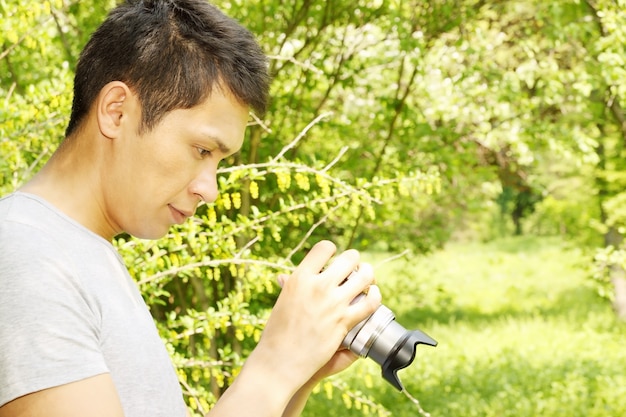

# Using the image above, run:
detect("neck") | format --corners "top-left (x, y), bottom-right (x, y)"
top-left (20, 130), bottom-right (119, 240)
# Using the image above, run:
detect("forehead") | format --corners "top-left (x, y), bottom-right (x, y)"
top-left (163, 89), bottom-right (250, 152)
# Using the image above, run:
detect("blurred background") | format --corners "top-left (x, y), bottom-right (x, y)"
top-left (2, 1), bottom-right (625, 415)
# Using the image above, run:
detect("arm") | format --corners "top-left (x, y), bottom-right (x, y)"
top-left (0, 374), bottom-right (125, 417)
top-left (280, 349), bottom-right (361, 417)
top-left (207, 241), bottom-right (381, 417)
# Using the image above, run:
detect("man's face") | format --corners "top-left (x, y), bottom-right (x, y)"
top-left (102, 88), bottom-right (249, 239)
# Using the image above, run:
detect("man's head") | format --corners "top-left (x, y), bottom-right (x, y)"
top-left (66, 0), bottom-right (269, 137)
top-left (49, 0), bottom-right (269, 240)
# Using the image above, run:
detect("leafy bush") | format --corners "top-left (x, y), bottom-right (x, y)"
top-left (302, 236), bottom-right (626, 417)
top-left (117, 157), bottom-right (438, 414)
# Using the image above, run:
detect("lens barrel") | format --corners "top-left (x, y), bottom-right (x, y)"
top-left (341, 303), bottom-right (437, 391)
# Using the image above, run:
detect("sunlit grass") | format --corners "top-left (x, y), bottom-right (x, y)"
top-left (303, 236), bottom-right (626, 417)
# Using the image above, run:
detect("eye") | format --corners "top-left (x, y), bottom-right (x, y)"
top-left (196, 147), bottom-right (212, 158)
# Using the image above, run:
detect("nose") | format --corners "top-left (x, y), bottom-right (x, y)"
top-left (189, 163), bottom-right (219, 204)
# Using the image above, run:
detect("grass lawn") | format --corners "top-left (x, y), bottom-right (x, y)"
top-left (304, 236), bottom-right (626, 417)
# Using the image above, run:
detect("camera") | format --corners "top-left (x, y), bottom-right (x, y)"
top-left (341, 295), bottom-right (437, 391)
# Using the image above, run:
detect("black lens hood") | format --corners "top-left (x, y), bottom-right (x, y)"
top-left (381, 329), bottom-right (437, 391)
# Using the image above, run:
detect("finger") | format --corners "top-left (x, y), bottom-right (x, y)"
top-left (320, 249), bottom-right (360, 287)
top-left (293, 240), bottom-right (337, 276)
top-left (340, 262), bottom-right (375, 298)
top-left (322, 349), bottom-right (359, 375)
top-left (349, 284), bottom-right (382, 319)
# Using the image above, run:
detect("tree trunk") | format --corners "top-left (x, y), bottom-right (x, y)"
top-left (605, 227), bottom-right (626, 320)
top-left (610, 265), bottom-right (626, 320)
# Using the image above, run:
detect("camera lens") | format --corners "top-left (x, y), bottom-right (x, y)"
top-left (341, 303), bottom-right (437, 391)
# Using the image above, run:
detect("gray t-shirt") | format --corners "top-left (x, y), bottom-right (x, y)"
top-left (0, 192), bottom-right (187, 416)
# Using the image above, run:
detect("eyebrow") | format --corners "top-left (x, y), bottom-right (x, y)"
top-left (201, 133), bottom-right (232, 155)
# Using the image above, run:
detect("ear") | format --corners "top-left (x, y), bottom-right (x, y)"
top-left (96, 81), bottom-right (135, 139)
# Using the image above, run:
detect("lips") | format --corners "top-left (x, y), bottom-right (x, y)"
top-left (168, 204), bottom-right (193, 225)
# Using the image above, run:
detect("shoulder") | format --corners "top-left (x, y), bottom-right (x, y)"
top-left (1, 192), bottom-right (91, 241)
top-left (0, 191), bottom-right (122, 320)
top-left (1, 191), bottom-right (53, 224)
top-left (1, 193), bottom-right (80, 290)
top-left (0, 193), bottom-right (113, 408)
top-left (1, 192), bottom-right (118, 276)
top-left (0, 193), bottom-right (105, 324)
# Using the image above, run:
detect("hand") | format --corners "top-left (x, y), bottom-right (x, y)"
top-left (256, 240), bottom-right (381, 392)
top-left (274, 286), bottom-right (373, 385)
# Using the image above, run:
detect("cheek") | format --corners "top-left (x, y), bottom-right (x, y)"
top-left (120, 132), bottom-right (197, 202)
top-left (141, 148), bottom-right (192, 195)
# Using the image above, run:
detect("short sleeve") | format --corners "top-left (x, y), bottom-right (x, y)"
top-left (0, 222), bottom-right (109, 407)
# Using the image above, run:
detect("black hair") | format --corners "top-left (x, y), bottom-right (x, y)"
top-left (65, 0), bottom-right (270, 136)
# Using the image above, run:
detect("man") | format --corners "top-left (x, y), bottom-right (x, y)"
top-left (0, 1), bottom-right (381, 416)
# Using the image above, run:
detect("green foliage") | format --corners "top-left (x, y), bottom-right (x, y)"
top-left (0, 0), bottom-right (115, 195)
top-left (116, 156), bottom-right (439, 413)
top-left (2, 0), bottom-right (443, 413)
top-left (302, 236), bottom-right (626, 416)
top-left (590, 245), bottom-right (626, 302)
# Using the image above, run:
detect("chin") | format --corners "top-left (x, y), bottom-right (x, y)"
top-left (128, 225), bottom-right (172, 241)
